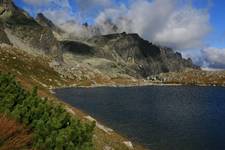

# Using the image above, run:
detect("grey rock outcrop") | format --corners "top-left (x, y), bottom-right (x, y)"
top-left (0, 0), bottom-right (63, 61)
top-left (88, 32), bottom-right (199, 77)
top-left (0, 23), bottom-right (10, 45)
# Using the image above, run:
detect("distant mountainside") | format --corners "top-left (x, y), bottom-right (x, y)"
top-left (60, 32), bottom-right (198, 78)
top-left (88, 33), bottom-right (198, 77)
top-left (0, 0), bottom-right (199, 79)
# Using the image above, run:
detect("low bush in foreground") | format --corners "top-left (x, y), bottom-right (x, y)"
top-left (0, 73), bottom-right (95, 150)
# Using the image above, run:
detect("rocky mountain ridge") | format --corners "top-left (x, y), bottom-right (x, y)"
top-left (88, 33), bottom-right (198, 77)
top-left (35, 13), bottom-right (63, 34)
top-left (0, 0), bottom-right (199, 80)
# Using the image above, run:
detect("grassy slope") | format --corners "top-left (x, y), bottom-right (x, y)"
top-left (0, 46), bottom-right (148, 150)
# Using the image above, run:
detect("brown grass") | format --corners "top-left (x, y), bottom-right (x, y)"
top-left (0, 114), bottom-right (32, 150)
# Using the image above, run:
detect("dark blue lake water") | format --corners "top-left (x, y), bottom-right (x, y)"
top-left (54, 86), bottom-right (225, 150)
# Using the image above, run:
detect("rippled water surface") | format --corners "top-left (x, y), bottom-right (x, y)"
top-left (54, 86), bottom-right (225, 150)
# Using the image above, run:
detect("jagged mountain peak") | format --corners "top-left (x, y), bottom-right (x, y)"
top-left (36, 13), bottom-right (63, 34)
top-left (92, 32), bottom-right (152, 45)
top-left (36, 13), bottom-right (55, 28)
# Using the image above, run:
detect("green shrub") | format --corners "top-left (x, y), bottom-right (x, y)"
top-left (0, 73), bottom-right (95, 150)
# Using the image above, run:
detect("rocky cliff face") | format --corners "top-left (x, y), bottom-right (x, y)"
top-left (0, 23), bottom-right (10, 45)
top-left (88, 33), bottom-right (199, 77)
top-left (0, 0), bottom-right (62, 61)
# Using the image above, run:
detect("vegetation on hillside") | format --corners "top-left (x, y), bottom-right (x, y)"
top-left (0, 73), bottom-right (95, 150)
top-left (0, 47), bottom-right (148, 150)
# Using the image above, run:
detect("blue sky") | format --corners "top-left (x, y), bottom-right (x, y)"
top-left (206, 0), bottom-right (225, 48)
top-left (12, 0), bottom-right (225, 68)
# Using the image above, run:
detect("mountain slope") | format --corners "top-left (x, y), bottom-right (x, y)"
top-left (0, 0), bottom-right (62, 61)
top-left (62, 32), bottom-right (199, 78)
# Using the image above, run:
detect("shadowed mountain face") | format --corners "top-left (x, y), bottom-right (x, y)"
top-left (60, 40), bottom-right (95, 56)
top-left (0, 0), bottom-right (62, 61)
top-left (0, 0), bottom-right (199, 78)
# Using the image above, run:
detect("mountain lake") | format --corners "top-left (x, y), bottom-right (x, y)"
top-left (54, 86), bottom-right (225, 150)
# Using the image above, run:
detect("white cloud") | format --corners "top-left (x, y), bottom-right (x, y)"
top-left (95, 0), bottom-right (211, 50)
top-left (42, 7), bottom-right (73, 25)
top-left (21, 0), bottom-right (211, 50)
top-left (22, 0), bottom-right (86, 39)
top-left (202, 47), bottom-right (225, 68)
top-left (154, 7), bottom-right (210, 49)
top-left (22, 0), bottom-right (211, 49)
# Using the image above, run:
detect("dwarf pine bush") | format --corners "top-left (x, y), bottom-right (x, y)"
top-left (0, 73), bottom-right (95, 150)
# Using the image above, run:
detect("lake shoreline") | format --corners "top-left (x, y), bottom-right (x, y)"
top-left (51, 81), bottom-right (225, 90)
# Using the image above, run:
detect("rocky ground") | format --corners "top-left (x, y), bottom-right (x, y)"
top-left (148, 69), bottom-right (225, 87)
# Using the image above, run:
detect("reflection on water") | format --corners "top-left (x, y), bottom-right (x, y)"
top-left (54, 86), bottom-right (225, 150)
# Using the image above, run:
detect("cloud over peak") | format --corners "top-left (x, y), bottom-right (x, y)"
top-left (22, 0), bottom-right (211, 50)
top-left (95, 0), bottom-right (211, 50)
